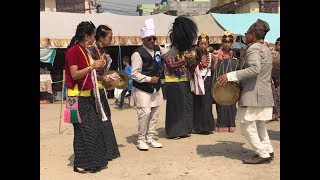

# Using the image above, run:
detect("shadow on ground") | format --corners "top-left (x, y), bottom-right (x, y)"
top-left (67, 154), bottom-right (74, 166)
top-left (126, 134), bottom-right (138, 145)
top-left (125, 128), bottom-right (168, 144)
top-left (267, 130), bottom-right (280, 141)
top-left (156, 127), bottom-right (167, 139)
top-left (197, 141), bottom-right (254, 160)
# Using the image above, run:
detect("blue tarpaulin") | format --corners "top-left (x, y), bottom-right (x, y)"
top-left (211, 13), bottom-right (280, 43)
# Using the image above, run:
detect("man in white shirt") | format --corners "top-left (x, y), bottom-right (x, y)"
top-left (131, 19), bottom-right (167, 150)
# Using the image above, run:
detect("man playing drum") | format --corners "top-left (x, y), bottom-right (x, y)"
top-left (217, 19), bottom-right (275, 164)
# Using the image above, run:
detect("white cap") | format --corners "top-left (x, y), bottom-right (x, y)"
top-left (140, 18), bottom-right (155, 38)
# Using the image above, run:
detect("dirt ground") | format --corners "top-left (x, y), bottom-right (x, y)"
top-left (40, 99), bottom-right (280, 180)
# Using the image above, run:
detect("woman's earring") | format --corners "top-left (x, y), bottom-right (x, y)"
top-left (85, 40), bottom-right (89, 48)
top-left (99, 42), bottom-right (104, 48)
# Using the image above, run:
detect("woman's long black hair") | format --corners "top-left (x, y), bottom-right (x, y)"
top-left (67, 21), bottom-right (96, 49)
top-left (169, 16), bottom-right (198, 52)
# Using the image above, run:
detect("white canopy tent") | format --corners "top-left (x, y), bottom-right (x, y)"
top-left (191, 13), bottom-right (226, 44)
top-left (40, 11), bottom-right (226, 48)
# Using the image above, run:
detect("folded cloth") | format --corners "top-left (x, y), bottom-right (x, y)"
top-left (193, 66), bottom-right (205, 95)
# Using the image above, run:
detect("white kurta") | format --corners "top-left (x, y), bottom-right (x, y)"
top-left (131, 45), bottom-right (167, 108)
top-left (227, 71), bottom-right (273, 122)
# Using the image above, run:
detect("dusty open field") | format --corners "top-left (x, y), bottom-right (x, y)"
top-left (40, 99), bottom-right (280, 180)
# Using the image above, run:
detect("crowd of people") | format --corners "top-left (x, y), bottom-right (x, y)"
top-left (63, 16), bottom-right (280, 173)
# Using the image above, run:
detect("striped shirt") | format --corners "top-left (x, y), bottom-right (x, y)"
top-left (164, 56), bottom-right (188, 77)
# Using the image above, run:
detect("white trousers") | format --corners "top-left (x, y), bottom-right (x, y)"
top-left (240, 120), bottom-right (274, 158)
top-left (136, 106), bottom-right (160, 141)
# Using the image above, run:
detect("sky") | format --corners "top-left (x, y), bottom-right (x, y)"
top-left (99, 0), bottom-right (162, 16)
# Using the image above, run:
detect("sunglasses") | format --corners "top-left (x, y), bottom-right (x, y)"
top-left (145, 36), bottom-right (157, 42)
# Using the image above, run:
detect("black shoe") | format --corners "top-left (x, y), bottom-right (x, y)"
top-left (180, 134), bottom-right (191, 138)
top-left (243, 156), bottom-right (271, 164)
top-left (199, 131), bottom-right (213, 135)
top-left (269, 152), bottom-right (274, 160)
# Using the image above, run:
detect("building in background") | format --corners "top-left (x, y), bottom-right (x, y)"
top-left (40, 0), bottom-right (94, 14)
top-left (166, 0), bottom-right (218, 16)
top-left (207, 0), bottom-right (280, 14)
top-left (138, 0), bottom-right (218, 16)
top-left (139, 3), bottom-right (170, 16)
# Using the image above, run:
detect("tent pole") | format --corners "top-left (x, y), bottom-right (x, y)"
top-left (59, 70), bottom-right (65, 133)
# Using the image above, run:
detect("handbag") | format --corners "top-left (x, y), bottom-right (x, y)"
top-left (64, 74), bottom-right (89, 124)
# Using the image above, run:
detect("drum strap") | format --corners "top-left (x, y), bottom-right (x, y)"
top-left (214, 57), bottom-right (244, 82)
top-left (214, 59), bottom-right (224, 83)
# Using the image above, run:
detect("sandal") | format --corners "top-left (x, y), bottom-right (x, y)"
top-left (73, 166), bottom-right (89, 174)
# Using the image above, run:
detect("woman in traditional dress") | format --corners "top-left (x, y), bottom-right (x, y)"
top-left (88, 24), bottom-right (120, 160)
top-left (192, 32), bottom-right (215, 134)
top-left (213, 31), bottom-right (237, 132)
top-left (65, 21), bottom-right (108, 173)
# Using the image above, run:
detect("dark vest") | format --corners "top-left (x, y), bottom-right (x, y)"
top-left (132, 45), bottom-right (161, 93)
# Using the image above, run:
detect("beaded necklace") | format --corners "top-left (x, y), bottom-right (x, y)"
top-left (219, 49), bottom-right (233, 60)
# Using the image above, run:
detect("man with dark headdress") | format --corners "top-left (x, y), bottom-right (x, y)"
top-left (162, 16), bottom-right (198, 139)
top-left (218, 19), bottom-right (275, 164)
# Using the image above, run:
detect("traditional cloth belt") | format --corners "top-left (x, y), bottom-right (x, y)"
top-left (67, 84), bottom-right (91, 97)
top-left (165, 75), bottom-right (188, 82)
top-left (97, 81), bottom-right (103, 89)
